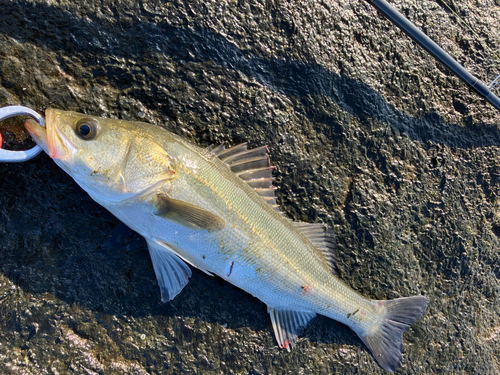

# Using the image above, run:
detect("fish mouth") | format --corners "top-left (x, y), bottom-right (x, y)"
top-left (24, 109), bottom-right (76, 161)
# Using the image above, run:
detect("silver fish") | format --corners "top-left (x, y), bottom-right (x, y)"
top-left (26, 109), bottom-right (429, 371)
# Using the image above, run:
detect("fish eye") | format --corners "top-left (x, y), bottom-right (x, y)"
top-left (75, 118), bottom-right (99, 140)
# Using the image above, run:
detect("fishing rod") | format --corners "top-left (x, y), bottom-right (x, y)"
top-left (364, 0), bottom-right (500, 114)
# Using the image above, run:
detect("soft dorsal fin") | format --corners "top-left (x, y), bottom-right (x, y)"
top-left (209, 143), bottom-right (282, 213)
top-left (268, 308), bottom-right (316, 351)
top-left (294, 222), bottom-right (337, 274)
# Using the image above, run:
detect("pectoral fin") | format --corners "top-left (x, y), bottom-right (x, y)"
top-left (146, 239), bottom-right (192, 302)
top-left (155, 195), bottom-right (225, 231)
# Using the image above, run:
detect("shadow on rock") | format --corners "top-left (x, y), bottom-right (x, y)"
top-left (1, 1), bottom-right (499, 149)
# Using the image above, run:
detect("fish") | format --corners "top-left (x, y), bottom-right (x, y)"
top-left (25, 109), bottom-right (429, 372)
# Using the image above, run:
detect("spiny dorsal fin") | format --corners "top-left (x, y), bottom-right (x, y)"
top-left (229, 155), bottom-right (270, 173)
top-left (220, 145), bottom-right (269, 164)
top-left (294, 222), bottom-right (337, 274)
top-left (268, 308), bottom-right (316, 351)
top-left (210, 142), bottom-right (247, 159)
top-left (206, 143), bottom-right (226, 155)
top-left (209, 143), bottom-right (282, 214)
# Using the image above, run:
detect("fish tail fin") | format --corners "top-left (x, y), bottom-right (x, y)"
top-left (359, 296), bottom-right (429, 372)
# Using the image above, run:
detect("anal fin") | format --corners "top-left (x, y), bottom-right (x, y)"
top-left (147, 240), bottom-right (192, 302)
top-left (268, 307), bottom-right (316, 351)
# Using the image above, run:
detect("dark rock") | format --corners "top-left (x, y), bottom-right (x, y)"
top-left (0, 0), bottom-right (499, 373)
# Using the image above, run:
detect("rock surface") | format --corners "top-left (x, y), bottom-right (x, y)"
top-left (0, 0), bottom-right (499, 373)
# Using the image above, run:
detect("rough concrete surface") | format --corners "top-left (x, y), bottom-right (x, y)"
top-left (0, 0), bottom-right (499, 373)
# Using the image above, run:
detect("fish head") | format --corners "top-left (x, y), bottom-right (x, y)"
top-left (25, 108), bottom-right (178, 202)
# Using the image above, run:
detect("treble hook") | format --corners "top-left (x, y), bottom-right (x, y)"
top-left (0, 105), bottom-right (43, 162)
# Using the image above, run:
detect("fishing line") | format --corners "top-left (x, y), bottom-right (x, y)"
top-left (490, 74), bottom-right (500, 89)
top-left (438, 0), bottom-right (500, 91)
top-left (365, 0), bottom-right (500, 112)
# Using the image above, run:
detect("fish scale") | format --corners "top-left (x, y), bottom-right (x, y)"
top-left (25, 109), bottom-right (429, 372)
